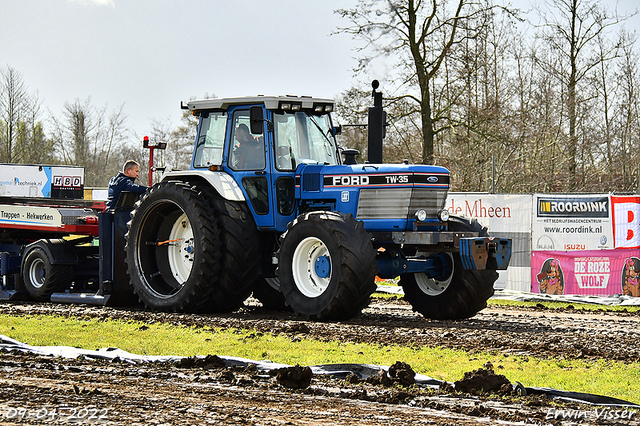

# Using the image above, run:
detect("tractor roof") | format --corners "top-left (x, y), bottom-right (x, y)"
top-left (184, 95), bottom-right (335, 113)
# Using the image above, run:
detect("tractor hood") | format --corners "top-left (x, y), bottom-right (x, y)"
top-left (295, 163), bottom-right (450, 232)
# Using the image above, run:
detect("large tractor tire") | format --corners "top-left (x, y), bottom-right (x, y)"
top-left (125, 181), bottom-right (221, 312)
top-left (22, 247), bottom-right (73, 301)
top-left (400, 215), bottom-right (498, 320)
top-left (277, 211), bottom-right (377, 320)
top-left (205, 196), bottom-right (260, 312)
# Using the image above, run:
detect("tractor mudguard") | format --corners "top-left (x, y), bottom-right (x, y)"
top-left (161, 170), bottom-right (245, 202)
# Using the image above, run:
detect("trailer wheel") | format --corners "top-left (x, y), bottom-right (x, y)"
top-left (400, 216), bottom-right (498, 320)
top-left (22, 247), bottom-right (72, 302)
top-left (251, 277), bottom-right (290, 311)
top-left (126, 181), bottom-right (221, 312)
top-left (277, 211), bottom-right (376, 320)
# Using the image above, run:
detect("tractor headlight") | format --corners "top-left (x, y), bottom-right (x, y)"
top-left (415, 209), bottom-right (427, 222)
top-left (438, 209), bottom-right (450, 222)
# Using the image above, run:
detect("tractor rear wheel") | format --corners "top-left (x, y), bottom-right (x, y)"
top-left (400, 215), bottom-right (498, 320)
top-left (206, 196), bottom-right (260, 312)
top-left (22, 247), bottom-right (72, 302)
top-left (277, 211), bottom-right (376, 320)
top-left (125, 181), bottom-right (221, 312)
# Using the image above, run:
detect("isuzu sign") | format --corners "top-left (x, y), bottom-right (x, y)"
top-left (537, 196), bottom-right (609, 218)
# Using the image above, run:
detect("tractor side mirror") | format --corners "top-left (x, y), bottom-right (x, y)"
top-left (250, 106), bottom-right (264, 135)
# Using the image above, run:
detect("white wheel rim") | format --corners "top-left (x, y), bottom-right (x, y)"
top-left (415, 252), bottom-right (454, 296)
top-left (167, 213), bottom-right (194, 284)
top-left (29, 258), bottom-right (46, 289)
top-left (292, 236), bottom-right (331, 298)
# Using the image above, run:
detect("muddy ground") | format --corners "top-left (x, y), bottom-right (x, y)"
top-left (0, 298), bottom-right (639, 425)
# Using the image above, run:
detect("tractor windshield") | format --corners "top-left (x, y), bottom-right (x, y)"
top-left (273, 111), bottom-right (340, 171)
top-left (193, 111), bottom-right (227, 168)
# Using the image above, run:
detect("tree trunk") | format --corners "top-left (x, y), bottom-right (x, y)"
top-left (421, 84), bottom-right (434, 164)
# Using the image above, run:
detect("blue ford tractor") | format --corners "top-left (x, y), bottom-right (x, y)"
top-left (125, 89), bottom-right (511, 320)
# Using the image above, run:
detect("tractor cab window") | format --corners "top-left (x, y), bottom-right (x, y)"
top-left (229, 110), bottom-right (266, 171)
top-left (194, 111), bottom-right (227, 168)
top-left (273, 112), bottom-right (339, 171)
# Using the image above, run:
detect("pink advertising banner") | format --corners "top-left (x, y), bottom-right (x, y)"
top-left (531, 250), bottom-right (640, 297)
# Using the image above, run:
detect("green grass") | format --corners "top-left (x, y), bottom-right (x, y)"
top-left (1, 314), bottom-right (638, 404)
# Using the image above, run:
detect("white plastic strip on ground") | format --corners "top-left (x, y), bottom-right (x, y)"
top-left (376, 285), bottom-right (640, 306)
top-left (1, 334), bottom-right (638, 408)
top-left (0, 334), bottom-right (435, 383)
top-left (491, 289), bottom-right (640, 306)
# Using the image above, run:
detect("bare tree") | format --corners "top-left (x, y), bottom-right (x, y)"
top-left (612, 30), bottom-right (640, 191)
top-left (438, 5), bottom-right (524, 192)
top-left (535, 0), bottom-right (631, 190)
top-left (50, 98), bottom-right (130, 186)
top-left (0, 66), bottom-right (49, 163)
top-left (336, 0), bottom-right (511, 165)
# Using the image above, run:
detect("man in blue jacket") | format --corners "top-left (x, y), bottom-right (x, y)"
top-left (106, 160), bottom-right (148, 210)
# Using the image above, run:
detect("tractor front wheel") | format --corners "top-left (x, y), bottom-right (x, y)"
top-left (277, 211), bottom-right (376, 320)
top-left (400, 215), bottom-right (498, 320)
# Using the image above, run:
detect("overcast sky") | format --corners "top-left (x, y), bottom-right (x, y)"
top-left (1, 0), bottom-right (639, 140)
top-left (1, 0), bottom-right (362, 138)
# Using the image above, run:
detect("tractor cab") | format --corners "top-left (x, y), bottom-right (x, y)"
top-left (186, 96), bottom-right (341, 232)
